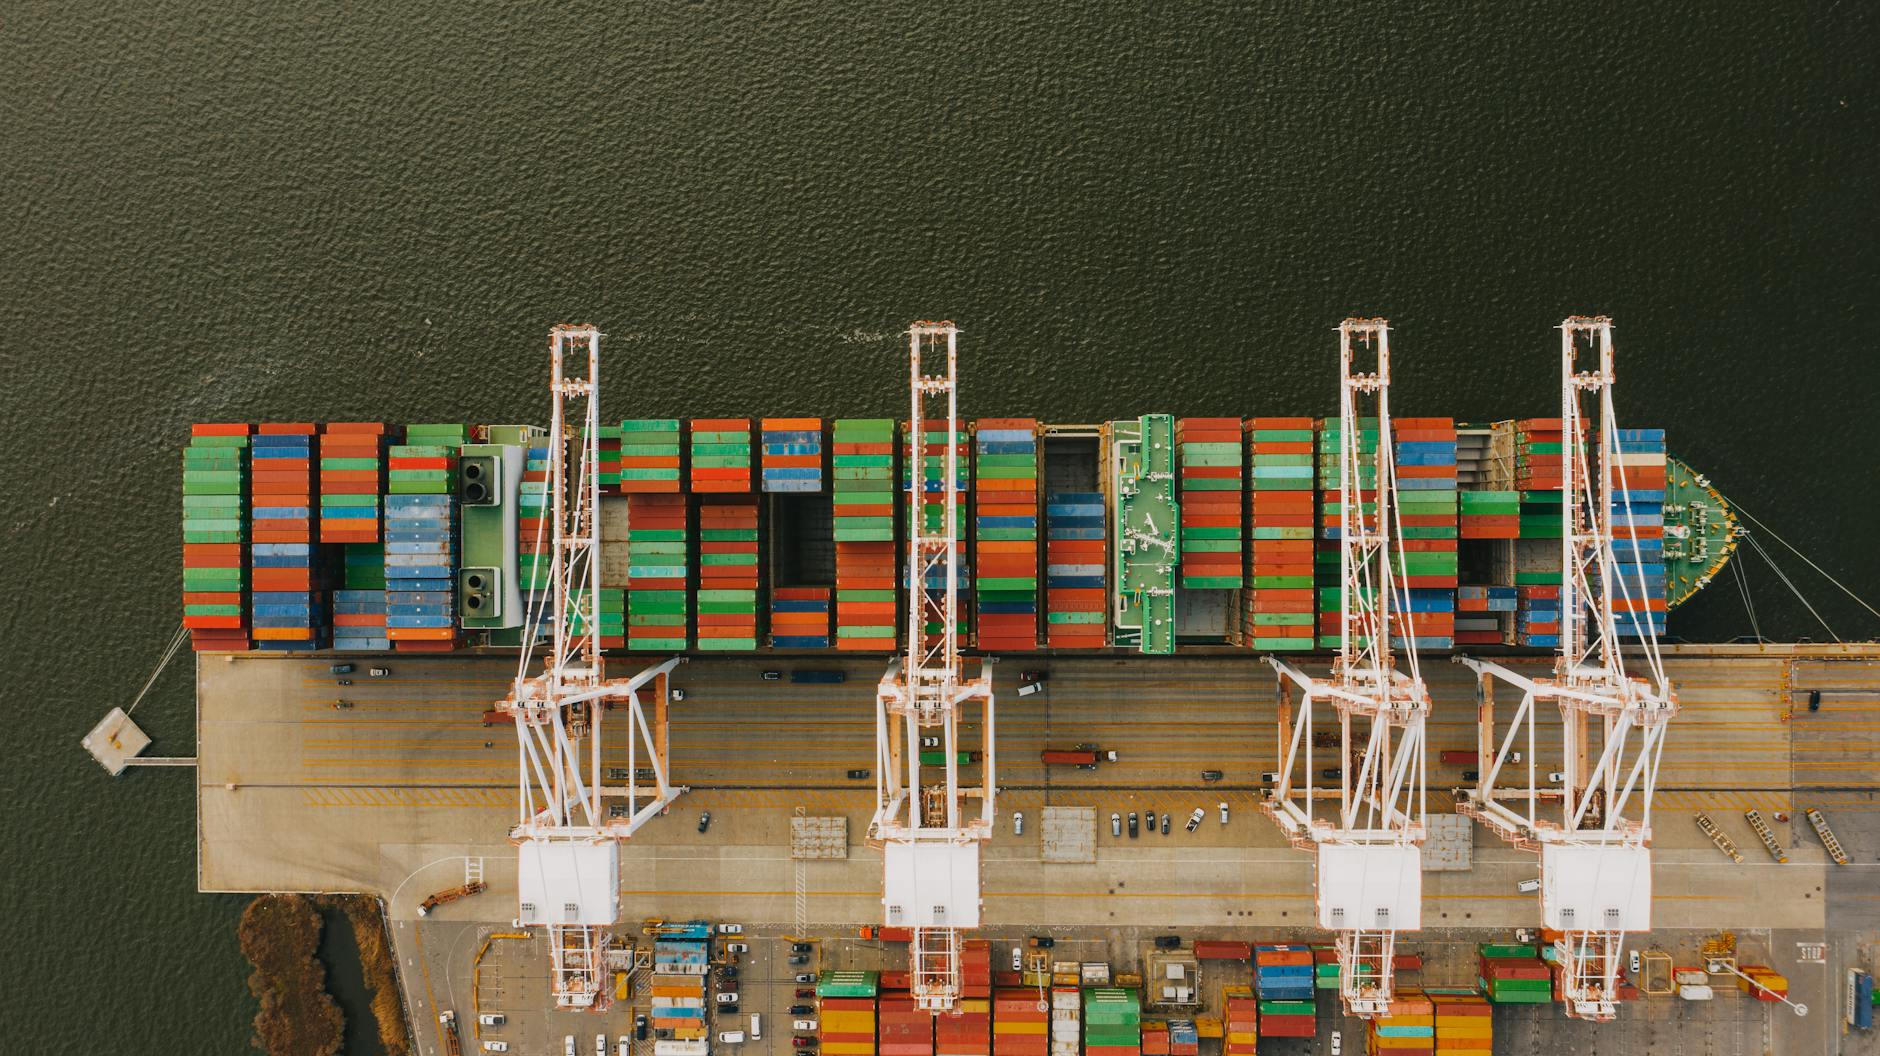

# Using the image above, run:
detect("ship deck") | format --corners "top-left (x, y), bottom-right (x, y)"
top-left (193, 645), bottom-right (1880, 1055)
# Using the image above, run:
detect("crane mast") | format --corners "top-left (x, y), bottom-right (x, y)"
top-left (868, 321), bottom-right (996, 1012)
top-left (1456, 317), bottom-right (1676, 1022)
top-left (1263, 318), bottom-right (1429, 1018)
top-left (497, 324), bottom-right (687, 1010)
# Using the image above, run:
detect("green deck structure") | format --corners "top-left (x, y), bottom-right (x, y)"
top-left (1664, 456), bottom-right (1739, 608)
top-left (1110, 414), bottom-right (1181, 654)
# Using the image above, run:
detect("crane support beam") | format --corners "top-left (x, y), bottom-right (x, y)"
top-left (1261, 319), bottom-right (1429, 1019)
top-left (1454, 317), bottom-right (1678, 1022)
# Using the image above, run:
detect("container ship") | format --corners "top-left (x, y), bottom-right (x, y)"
top-left (179, 414), bottom-right (1737, 656)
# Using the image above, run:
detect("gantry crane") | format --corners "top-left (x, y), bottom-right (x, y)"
top-left (1456, 316), bottom-right (1676, 1022)
top-left (1263, 318), bottom-right (1429, 1018)
top-left (868, 321), bottom-right (996, 1012)
top-left (497, 324), bottom-right (686, 1010)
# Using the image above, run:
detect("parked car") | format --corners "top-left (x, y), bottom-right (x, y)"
top-left (479, 1012), bottom-right (506, 1026)
top-left (1186, 808), bottom-right (1205, 832)
top-left (483, 1043), bottom-right (509, 1053)
top-left (1259, 771), bottom-right (1280, 784)
top-left (719, 1031), bottom-right (746, 1044)
top-left (718, 923), bottom-right (743, 934)
top-left (1219, 801), bottom-right (1230, 824)
top-left (1160, 814), bottom-right (1170, 835)
top-left (795, 973), bottom-right (816, 984)
top-left (636, 1015), bottom-right (649, 1040)
top-left (791, 942), bottom-right (814, 953)
top-left (1548, 771), bottom-right (1567, 784)
top-left (1629, 950), bottom-right (1641, 974)
top-left (368, 667), bottom-right (390, 677)
top-left (795, 989), bottom-right (816, 999)
top-left (720, 1005), bottom-right (739, 1015)
top-left (1027, 936), bottom-right (1055, 949)
top-left (761, 670), bottom-right (782, 681)
top-left (1143, 811), bottom-right (1156, 832)
top-left (789, 954), bottom-right (808, 965)
top-left (1518, 878), bottom-right (1541, 893)
top-left (1154, 935), bottom-right (1181, 949)
top-left (847, 769), bottom-right (870, 780)
top-left (671, 688), bottom-right (686, 702)
top-left (329, 663), bottom-right (354, 675)
top-left (719, 967), bottom-right (739, 980)
top-left (1111, 813), bottom-right (1122, 837)
top-left (597, 1034), bottom-right (609, 1056)
top-left (1200, 770), bottom-right (1223, 782)
top-left (921, 736), bottom-right (941, 748)
top-left (789, 1005), bottom-right (814, 1016)
top-left (793, 1020), bottom-right (819, 1032)
top-left (1016, 671), bottom-right (1047, 697)
top-left (717, 993), bottom-right (740, 1005)
top-left (698, 812), bottom-right (712, 833)
top-left (726, 942), bottom-right (749, 953)
top-left (336, 678), bottom-right (353, 686)
top-left (1013, 811), bottom-right (1024, 835)
top-left (791, 1039), bottom-right (814, 1049)
top-left (1128, 812), bottom-right (1139, 838)
top-left (1013, 947), bottom-right (1024, 971)
top-left (565, 1037), bottom-right (576, 1056)
top-left (1462, 769), bottom-right (1480, 781)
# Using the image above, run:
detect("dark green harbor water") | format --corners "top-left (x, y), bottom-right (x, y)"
top-left (5, 3), bottom-right (1876, 1049)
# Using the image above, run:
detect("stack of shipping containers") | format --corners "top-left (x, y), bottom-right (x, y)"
top-left (1608, 428), bottom-right (1668, 639)
top-left (938, 999), bottom-right (991, 1056)
top-left (626, 493), bottom-right (689, 651)
top-left (593, 423), bottom-right (623, 495)
top-left (1428, 991), bottom-right (1491, 1055)
top-left (622, 418), bottom-right (684, 493)
top-left (1253, 945), bottom-right (1315, 1039)
top-left (973, 419), bottom-right (1040, 651)
top-left (992, 989), bottom-right (1047, 1056)
top-left (1139, 1020), bottom-right (1167, 1056)
top-left (384, 425), bottom-right (462, 653)
top-left (691, 418), bottom-right (753, 493)
top-left (183, 424), bottom-right (251, 651)
top-left (1315, 418), bottom-right (1378, 648)
top-left (762, 418), bottom-right (823, 493)
top-left (1082, 988), bottom-right (1140, 1056)
top-left (1735, 964), bottom-right (1790, 1002)
top-left (650, 934), bottom-right (708, 1047)
top-left (1165, 1020), bottom-right (1196, 1056)
top-left (817, 970), bottom-right (880, 1056)
top-left (879, 992), bottom-right (933, 1056)
top-left (1220, 985), bottom-right (1257, 1056)
top-left (1238, 418), bottom-right (1316, 650)
top-left (1392, 418), bottom-right (1458, 651)
top-left (1514, 419), bottom-right (1564, 647)
top-left (250, 425), bottom-right (322, 650)
top-left (1476, 943), bottom-right (1551, 1005)
top-left (1176, 418), bottom-right (1244, 591)
top-left (697, 496), bottom-right (759, 650)
top-left (905, 420), bottom-right (972, 644)
top-left (1364, 989), bottom-right (1434, 1053)
top-left (1049, 985), bottom-right (1080, 1056)
top-left (833, 419), bottom-right (897, 651)
top-left (1045, 491), bottom-right (1106, 648)
top-left (519, 436), bottom-right (552, 620)
top-left (323, 423), bottom-right (387, 650)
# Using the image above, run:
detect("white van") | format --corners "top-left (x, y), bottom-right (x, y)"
top-left (750, 1014), bottom-right (763, 1040)
top-left (479, 1013), bottom-right (505, 1026)
top-left (1517, 878), bottom-right (1541, 893)
top-left (483, 1044), bottom-right (509, 1054)
top-left (718, 1031), bottom-right (746, 1044)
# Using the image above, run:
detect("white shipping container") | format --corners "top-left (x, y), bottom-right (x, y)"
top-left (1679, 984), bottom-right (1715, 1001)
top-left (1674, 970), bottom-right (1710, 986)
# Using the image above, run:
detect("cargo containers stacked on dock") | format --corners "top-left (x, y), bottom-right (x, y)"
top-left (691, 418), bottom-right (753, 493)
top-left (905, 420), bottom-right (972, 644)
top-left (974, 420), bottom-right (1040, 651)
top-left (834, 419), bottom-right (898, 651)
top-left (1392, 418), bottom-right (1458, 651)
top-left (1736, 965), bottom-right (1790, 1002)
top-left (621, 418), bottom-right (683, 493)
top-left (1315, 418), bottom-right (1378, 649)
top-left (1082, 988), bottom-right (1140, 1056)
top-left (1427, 991), bottom-right (1491, 1055)
top-left (626, 493), bottom-right (690, 651)
top-left (651, 934), bottom-right (708, 1046)
top-left (384, 425), bottom-right (464, 652)
top-left (817, 970), bottom-right (880, 1056)
top-left (962, 940), bottom-right (993, 998)
top-left (762, 418), bottom-right (824, 493)
top-left (250, 425), bottom-right (323, 650)
top-left (1139, 1020), bottom-right (1167, 1056)
top-left (992, 989), bottom-right (1047, 1056)
top-left (697, 496), bottom-right (759, 650)
top-left (1253, 945), bottom-right (1315, 1038)
top-left (1163, 1020), bottom-right (1195, 1056)
top-left (1476, 943), bottom-right (1551, 1004)
top-left (1237, 418), bottom-right (1316, 649)
top-left (1608, 428), bottom-right (1668, 638)
top-left (183, 424), bottom-right (251, 651)
top-left (1176, 418), bottom-right (1244, 590)
top-left (1046, 492), bottom-right (1106, 648)
top-left (1219, 987), bottom-right (1257, 1056)
top-left (879, 993), bottom-right (933, 1056)
top-left (1364, 989), bottom-right (1434, 1053)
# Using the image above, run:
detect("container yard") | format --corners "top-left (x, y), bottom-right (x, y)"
top-left (134, 321), bottom-right (1880, 1056)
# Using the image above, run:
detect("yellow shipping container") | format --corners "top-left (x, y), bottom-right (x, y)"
top-left (994, 1022), bottom-right (1047, 1035)
top-left (1225, 1032), bottom-right (1258, 1046)
top-left (821, 1012), bottom-right (877, 1032)
top-left (1436, 1022), bottom-right (1492, 1038)
top-left (823, 1044), bottom-right (877, 1056)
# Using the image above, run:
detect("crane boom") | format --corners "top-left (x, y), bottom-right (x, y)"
top-left (497, 324), bottom-right (687, 1009)
top-left (868, 321), bottom-right (996, 1012)
top-left (1263, 319), bottom-right (1429, 1018)
top-left (1456, 316), bottom-right (1676, 1022)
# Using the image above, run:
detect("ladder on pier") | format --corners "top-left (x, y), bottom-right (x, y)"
top-left (1694, 814), bottom-right (1744, 864)
top-left (1806, 809), bottom-right (1850, 865)
top-left (1742, 811), bottom-right (1787, 863)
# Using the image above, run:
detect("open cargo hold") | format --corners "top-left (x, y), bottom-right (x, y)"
top-left (1235, 418), bottom-right (1315, 650)
top-left (974, 419), bottom-right (1040, 651)
top-left (696, 495), bottom-right (759, 649)
top-left (1046, 489), bottom-right (1106, 649)
top-left (250, 424), bottom-right (323, 650)
top-left (905, 419), bottom-right (972, 645)
top-left (691, 417), bottom-right (753, 493)
top-left (834, 419), bottom-right (897, 651)
top-left (1176, 418), bottom-right (1243, 590)
top-left (184, 424), bottom-right (252, 651)
top-left (627, 492), bottom-right (689, 651)
top-left (762, 417), bottom-right (824, 493)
